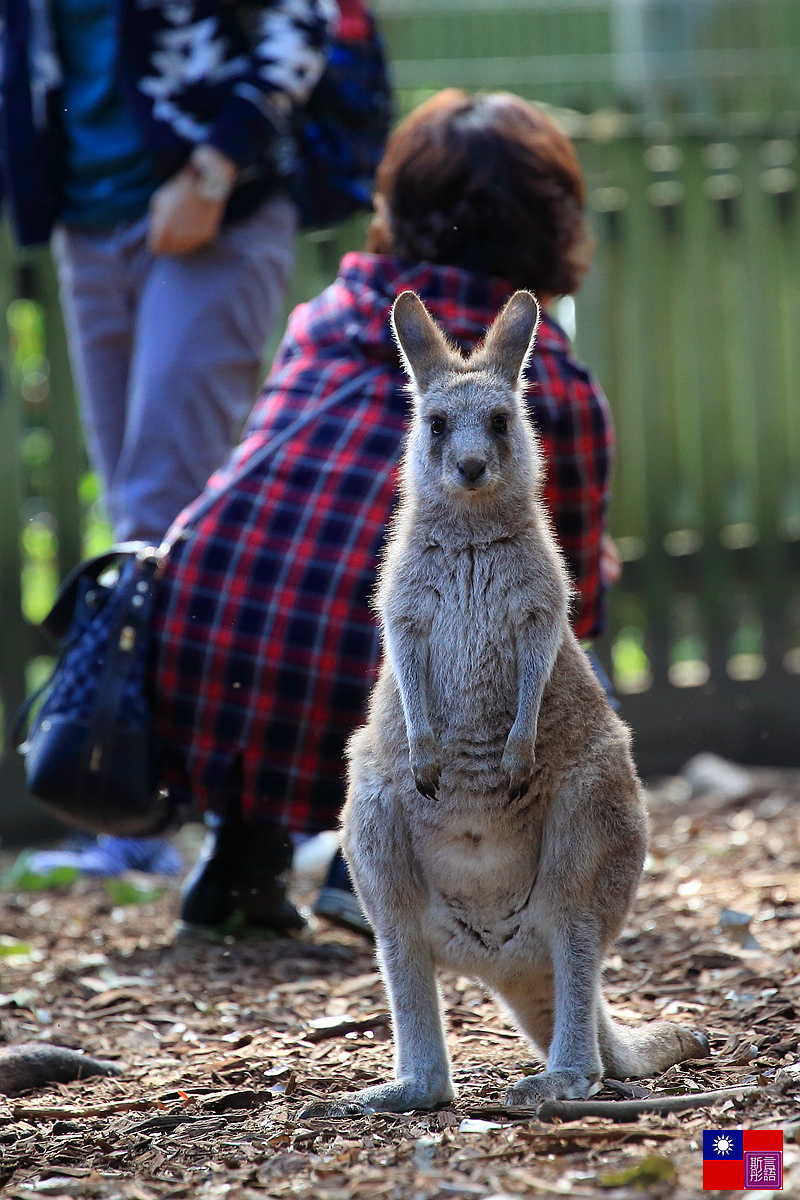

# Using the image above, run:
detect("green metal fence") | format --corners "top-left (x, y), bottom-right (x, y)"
top-left (2, 113), bottom-right (800, 838)
top-left (376, 0), bottom-right (800, 117)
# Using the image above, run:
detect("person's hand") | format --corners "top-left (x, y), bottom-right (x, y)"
top-left (148, 147), bottom-right (236, 256)
top-left (600, 533), bottom-right (622, 586)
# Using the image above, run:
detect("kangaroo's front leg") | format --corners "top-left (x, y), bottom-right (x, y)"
top-left (386, 616), bottom-right (441, 799)
top-left (502, 609), bottom-right (562, 800)
top-left (301, 928), bottom-right (454, 1116)
top-left (504, 917), bottom-right (603, 1106)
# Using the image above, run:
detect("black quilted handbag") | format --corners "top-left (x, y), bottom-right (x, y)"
top-left (14, 544), bottom-right (171, 836)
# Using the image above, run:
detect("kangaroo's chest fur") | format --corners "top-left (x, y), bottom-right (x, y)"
top-left (424, 541), bottom-right (526, 780)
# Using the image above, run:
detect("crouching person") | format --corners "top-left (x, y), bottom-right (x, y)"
top-left (147, 89), bottom-right (616, 933)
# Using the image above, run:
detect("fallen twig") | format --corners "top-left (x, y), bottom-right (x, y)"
top-left (465, 1109), bottom-right (684, 1138)
top-left (537, 1084), bottom-right (761, 1123)
top-left (305, 1013), bottom-right (390, 1043)
top-left (7, 1098), bottom-right (154, 1122)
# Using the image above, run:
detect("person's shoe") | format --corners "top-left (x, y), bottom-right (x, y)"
top-left (314, 849), bottom-right (372, 937)
top-left (180, 819), bottom-right (306, 933)
top-left (26, 834), bottom-right (182, 877)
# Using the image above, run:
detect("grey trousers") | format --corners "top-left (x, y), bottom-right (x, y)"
top-left (51, 195), bottom-right (297, 543)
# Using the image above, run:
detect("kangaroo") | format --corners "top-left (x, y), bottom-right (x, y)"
top-left (309, 290), bottom-right (708, 1117)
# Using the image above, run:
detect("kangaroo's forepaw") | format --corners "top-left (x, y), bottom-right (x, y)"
top-left (502, 736), bottom-right (535, 802)
top-left (505, 1068), bottom-right (598, 1108)
top-left (301, 1078), bottom-right (453, 1118)
top-left (410, 735), bottom-right (442, 800)
top-left (414, 772), bottom-right (440, 801)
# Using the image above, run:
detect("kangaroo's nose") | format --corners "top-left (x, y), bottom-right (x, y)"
top-left (457, 457), bottom-right (487, 483)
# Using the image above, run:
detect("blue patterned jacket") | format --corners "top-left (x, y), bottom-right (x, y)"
top-left (0, 0), bottom-right (338, 244)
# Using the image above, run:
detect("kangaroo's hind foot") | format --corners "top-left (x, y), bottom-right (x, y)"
top-left (301, 1074), bottom-right (454, 1118)
top-left (505, 1067), bottom-right (600, 1106)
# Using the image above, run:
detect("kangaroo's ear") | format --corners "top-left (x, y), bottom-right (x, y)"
top-left (477, 291), bottom-right (541, 387)
top-left (391, 291), bottom-right (460, 392)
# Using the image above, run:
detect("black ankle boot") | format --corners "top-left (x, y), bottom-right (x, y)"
top-left (180, 818), bottom-right (306, 932)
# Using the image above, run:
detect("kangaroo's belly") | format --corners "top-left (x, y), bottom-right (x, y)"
top-left (413, 811), bottom-right (548, 973)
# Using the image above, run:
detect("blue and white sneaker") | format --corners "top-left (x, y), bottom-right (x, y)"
top-left (314, 849), bottom-right (373, 937)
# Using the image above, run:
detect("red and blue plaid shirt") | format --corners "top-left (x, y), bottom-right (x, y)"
top-left (150, 253), bottom-right (614, 832)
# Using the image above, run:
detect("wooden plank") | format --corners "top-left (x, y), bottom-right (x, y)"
top-left (617, 137), bottom-right (672, 684)
top-left (34, 252), bottom-right (84, 580)
top-left (0, 228), bottom-right (63, 842)
top-left (0, 227), bottom-right (27, 749)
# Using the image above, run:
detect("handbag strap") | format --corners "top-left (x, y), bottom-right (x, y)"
top-left (42, 541), bottom-right (152, 641)
top-left (157, 364), bottom-right (383, 559)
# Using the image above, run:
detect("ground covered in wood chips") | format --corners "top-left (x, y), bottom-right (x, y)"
top-left (0, 755), bottom-right (798, 1200)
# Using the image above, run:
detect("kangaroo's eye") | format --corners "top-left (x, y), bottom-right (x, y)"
top-left (491, 413), bottom-right (508, 433)
top-left (430, 417), bottom-right (446, 435)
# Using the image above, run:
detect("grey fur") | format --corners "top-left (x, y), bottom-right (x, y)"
top-left (306, 291), bottom-right (707, 1117)
top-left (0, 1043), bottom-right (123, 1095)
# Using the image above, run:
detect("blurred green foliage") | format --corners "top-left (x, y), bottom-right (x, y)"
top-left (105, 878), bottom-right (166, 906)
top-left (1, 852), bottom-right (79, 891)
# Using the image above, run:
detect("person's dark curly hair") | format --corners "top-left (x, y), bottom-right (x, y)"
top-left (367, 90), bottom-right (592, 297)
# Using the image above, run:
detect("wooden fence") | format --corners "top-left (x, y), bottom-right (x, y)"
top-left (572, 112), bottom-right (800, 774)
top-left (2, 115), bottom-right (800, 839)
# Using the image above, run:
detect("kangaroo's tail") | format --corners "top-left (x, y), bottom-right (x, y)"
top-left (597, 999), bottom-right (709, 1078)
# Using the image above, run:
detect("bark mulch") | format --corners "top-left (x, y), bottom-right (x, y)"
top-left (0, 755), bottom-right (798, 1199)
